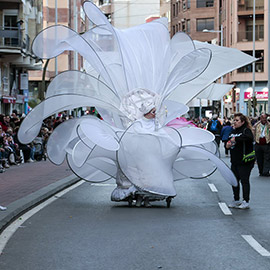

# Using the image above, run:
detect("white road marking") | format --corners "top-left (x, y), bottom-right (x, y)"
top-left (242, 235), bottom-right (270, 257)
top-left (0, 180), bottom-right (85, 255)
top-left (218, 202), bottom-right (232, 215)
top-left (91, 183), bottom-right (116, 187)
top-left (208, 183), bottom-right (218, 192)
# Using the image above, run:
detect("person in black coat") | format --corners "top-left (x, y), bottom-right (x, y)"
top-left (226, 113), bottom-right (254, 209)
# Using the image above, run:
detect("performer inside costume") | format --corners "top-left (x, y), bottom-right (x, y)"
top-left (18, 1), bottom-right (257, 207)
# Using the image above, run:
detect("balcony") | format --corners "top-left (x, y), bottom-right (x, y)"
top-left (238, 0), bottom-right (264, 10)
top-left (237, 30), bottom-right (264, 42)
top-left (0, 26), bottom-right (30, 52)
top-left (238, 4), bottom-right (264, 12)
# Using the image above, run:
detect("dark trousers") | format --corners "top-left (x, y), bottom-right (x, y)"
top-left (223, 140), bottom-right (229, 155)
top-left (214, 135), bottom-right (221, 147)
top-left (231, 162), bottom-right (254, 202)
top-left (255, 144), bottom-right (270, 175)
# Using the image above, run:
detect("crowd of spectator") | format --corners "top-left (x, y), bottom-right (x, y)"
top-left (0, 110), bottom-right (64, 173)
top-left (0, 107), bottom-right (266, 175)
top-left (0, 108), bottom-right (103, 173)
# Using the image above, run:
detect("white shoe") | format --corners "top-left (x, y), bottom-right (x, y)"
top-left (228, 200), bottom-right (242, 208)
top-left (238, 200), bottom-right (250, 209)
top-left (27, 158), bottom-right (34, 163)
top-left (0, 205), bottom-right (7, 211)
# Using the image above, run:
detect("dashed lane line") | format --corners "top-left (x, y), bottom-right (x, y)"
top-left (0, 180), bottom-right (85, 255)
top-left (218, 202), bottom-right (232, 215)
top-left (242, 235), bottom-right (270, 257)
top-left (208, 183), bottom-right (218, 192)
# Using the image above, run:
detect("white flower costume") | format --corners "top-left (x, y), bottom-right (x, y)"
top-left (18, 1), bottom-right (256, 201)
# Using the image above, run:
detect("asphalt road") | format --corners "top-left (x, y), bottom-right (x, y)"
top-left (0, 157), bottom-right (270, 270)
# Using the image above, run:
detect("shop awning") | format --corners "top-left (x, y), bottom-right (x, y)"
top-left (2, 96), bottom-right (16, 104)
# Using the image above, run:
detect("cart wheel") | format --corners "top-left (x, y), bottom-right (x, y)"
top-left (128, 197), bottom-right (133, 207)
top-left (166, 197), bottom-right (172, 208)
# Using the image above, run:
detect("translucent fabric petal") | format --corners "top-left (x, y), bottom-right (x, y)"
top-left (45, 71), bottom-right (119, 105)
top-left (172, 134), bottom-right (220, 180)
top-left (67, 153), bottom-right (116, 183)
top-left (157, 100), bottom-right (189, 127)
top-left (163, 48), bottom-right (212, 98)
top-left (18, 91), bottom-right (126, 145)
top-left (170, 32), bottom-right (195, 71)
top-left (196, 83), bottom-right (234, 100)
top-left (177, 127), bottom-right (215, 146)
top-left (72, 140), bottom-right (92, 168)
top-left (173, 142), bottom-right (219, 181)
top-left (83, 2), bottom-right (171, 97)
top-left (173, 147), bottom-right (217, 180)
top-left (180, 146), bottom-right (237, 186)
top-left (117, 123), bottom-right (181, 196)
top-left (167, 41), bottom-right (256, 105)
top-left (78, 118), bottom-right (120, 151)
top-left (32, 25), bottom-right (118, 94)
top-left (47, 117), bottom-right (89, 165)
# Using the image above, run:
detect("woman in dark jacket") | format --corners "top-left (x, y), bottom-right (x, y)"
top-left (226, 113), bottom-right (254, 209)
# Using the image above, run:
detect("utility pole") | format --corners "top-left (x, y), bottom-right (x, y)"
top-left (252, 0), bottom-right (256, 116)
top-left (55, 0), bottom-right (58, 76)
top-left (74, 0), bottom-right (78, 70)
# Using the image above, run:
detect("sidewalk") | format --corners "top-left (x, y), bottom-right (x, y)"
top-left (0, 160), bottom-right (79, 232)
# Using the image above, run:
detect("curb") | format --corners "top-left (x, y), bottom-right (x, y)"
top-left (0, 175), bottom-right (80, 233)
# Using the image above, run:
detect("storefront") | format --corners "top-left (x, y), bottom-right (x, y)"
top-left (244, 88), bottom-right (268, 114)
top-left (1, 96), bottom-right (16, 115)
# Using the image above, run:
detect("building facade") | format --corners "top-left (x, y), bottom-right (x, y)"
top-left (0, 0), bottom-right (43, 115)
top-left (171, 0), bottom-right (269, 118)
top-left (222, 0), bottom-right (268, 116)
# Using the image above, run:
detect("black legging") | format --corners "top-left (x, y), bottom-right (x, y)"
top-left (231, 162), bottom-right (254, 202)
top-left (223, 140), bottom-right (229, 155)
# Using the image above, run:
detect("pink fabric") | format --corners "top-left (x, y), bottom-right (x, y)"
top-left (166, 117), bottom-right (197, 129)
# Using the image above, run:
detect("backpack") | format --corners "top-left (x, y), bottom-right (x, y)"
top-left (210, 119), bottom-right (218, 132)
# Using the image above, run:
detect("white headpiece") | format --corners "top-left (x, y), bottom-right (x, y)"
top-left (120, 88), bottom-right (160, 121)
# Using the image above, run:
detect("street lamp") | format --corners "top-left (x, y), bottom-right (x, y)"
top-left (203, 25), bottom-right (224, 119)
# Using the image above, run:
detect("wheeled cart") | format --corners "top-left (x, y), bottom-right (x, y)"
top-left (124, 192), bottom-right (174, 208)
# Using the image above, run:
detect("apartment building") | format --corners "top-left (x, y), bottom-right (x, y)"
top-left (0, 0), bottom-right (42, 115)
top-left (171, 0), bottom-right (269, 117)
top-left (222, 0), bottom-right (268, 116)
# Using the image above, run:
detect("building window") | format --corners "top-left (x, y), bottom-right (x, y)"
top-left (187, 0), bottom-right (191, 9)
top-left (173, 4), bottom-right (176, 17)
top-left (182, 21), bottom-right (186, 32)
top-left (238, 50), bottom-right (264, 73)
top-left (196, 18), bottom-right (214, 32)
top-left (197, 0), bottom-right (214, 8)
top-left (187, 19), bottom-right (190, 33)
